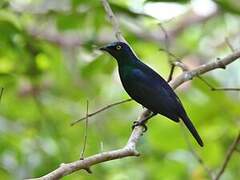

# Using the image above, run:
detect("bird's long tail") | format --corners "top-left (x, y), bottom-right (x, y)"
top-left (180, 115), bottom-right (204, 147)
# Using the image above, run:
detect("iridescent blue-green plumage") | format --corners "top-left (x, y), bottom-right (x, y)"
top-left (100, 42), bottom-right (203, 147)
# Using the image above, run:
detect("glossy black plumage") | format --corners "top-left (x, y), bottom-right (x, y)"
top-left (100, 42), bottom-right (203, 147)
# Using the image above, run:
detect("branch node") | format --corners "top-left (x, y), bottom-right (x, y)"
top-left (28, 2), bottom-right (240, 179)
top-left (216, 58), bottom-right (226, 69)
top-left (124, 147), bottom-right (140, 156)
top-left (184, 72), bottom-right (193, 80)
top-left (174, 61), bottom-right (188, 71)
top-left (83, 167), bottom-right (92, 174)
top-left (131, 148), bottom-right (140, 156)
top-left (134, 151), bottom-right (141, 157)
top-left (79, 157), bottom-right (92, 173)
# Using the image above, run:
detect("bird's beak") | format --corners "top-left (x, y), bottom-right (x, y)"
top-left (99, 46), bottom-right (108, 51)
top-left (99, 47), bottom-right (107, 51)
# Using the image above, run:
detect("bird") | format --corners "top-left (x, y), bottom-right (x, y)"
top-left (99, 41), bottom-right (203, 147)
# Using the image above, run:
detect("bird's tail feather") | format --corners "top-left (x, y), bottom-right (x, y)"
top-left (181, 115), bottom-right (204, 147)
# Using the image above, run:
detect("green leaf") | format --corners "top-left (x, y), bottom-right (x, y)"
top-left (216, 0), bottom-right (240, 15)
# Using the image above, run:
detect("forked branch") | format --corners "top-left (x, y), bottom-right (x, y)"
top-left (27, 0), bottom-right (240, 179)
top-left (28, 49), bottom-right (240, 180)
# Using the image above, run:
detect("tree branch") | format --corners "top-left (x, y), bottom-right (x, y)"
top-left (101, 0), bottom-right (126, 42)
top-left (27, 0), bottom-right (240, 178)
top-left (169, 51), bottom-right (240, 89)
top-left (27, 48), bottom-right (240, 180)
top-left (167, 60), bottom-right (188, 82)
top-left (214, 132), bottom-right (240, 180)
top-left (26, 115), bottom-right (144, 180)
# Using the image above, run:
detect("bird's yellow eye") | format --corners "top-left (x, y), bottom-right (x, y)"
top-left (116, 45), bottom-right (121, 50)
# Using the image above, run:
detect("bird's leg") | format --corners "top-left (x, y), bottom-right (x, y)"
top-left (132, 112), bottom-right (157, 132)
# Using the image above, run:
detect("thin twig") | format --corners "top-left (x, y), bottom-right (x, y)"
top-left (100, 141), bottom-right (104, 152)
top-left (158, 23), bottom-right (174, 82)
top-left (159, 49), bottom-right (181, 82)
top-left (190, 149), bottom-right (213, 180)
top-left (167, 61), bottom-right (188, 82)
top-left (157, 24), bottom-right (183, 83)
top-left (79, 101), bottom-right (92, 174)
top-left (101, 0), bottom-right (126, 42)
top-left (0, 88), bottom-right (3, 102)
top-left (159, 48), bottom-right (180, 60)
top-left (167, 64), bottom-right (176, 82)
top-left (28, 49), bottom-right (240, 180)
top-left (71, 98), bottom-right (132, 126)
top-left (80, 100), bottom-right (89, 160)
top-left (214, 132), bottom-right (240, 180)
top-left (198, 76), bottom-right (240, 91)
top-left (170, 51), bottom-right (240, 89)
top-left (27, 1), bottom-right (240, 178)
top-left (173, 61), bottom-right (188, 71)
top-left (26, 124), bottom-right (142, 180)
top-left (159, 23), bottom-right (170, 61)
top-left (225, 37), bottom-right (235, 52)
top-left (180, 123), bottom-right (213, 179)
top-left (211, 88), bottom-right (240, 91)
top-left (72, 0), bottom-right (130, 127)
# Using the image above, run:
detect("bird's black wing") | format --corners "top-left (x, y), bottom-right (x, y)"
top-left (123, 66), bottom-right (180, 122)
top-left (132, 61), bottom-right (203, 146)
top-left (136, 61), bottom-right (184, 107)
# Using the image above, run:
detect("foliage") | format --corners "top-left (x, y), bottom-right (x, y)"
top-left (0, 0), bottom-right (239, 179)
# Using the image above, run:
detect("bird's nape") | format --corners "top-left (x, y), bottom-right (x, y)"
top-left (100, 41), bottom-right (204, 147)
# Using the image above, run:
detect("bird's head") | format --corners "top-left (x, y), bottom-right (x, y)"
top-left (99, 41), bottom-right (137, 64)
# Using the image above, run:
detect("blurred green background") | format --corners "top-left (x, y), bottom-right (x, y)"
top-left (0, 0), bottom-right (240, 179)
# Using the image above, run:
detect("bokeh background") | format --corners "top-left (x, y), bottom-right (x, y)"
top-left (0, 0), bottom-right (240, 179)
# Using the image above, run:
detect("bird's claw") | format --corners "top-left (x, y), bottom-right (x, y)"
top-left (132, 121), bottom-right (148, 132)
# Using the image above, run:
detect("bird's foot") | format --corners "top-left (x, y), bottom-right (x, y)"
top-left (132, 121), bottom-right (148, 132)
